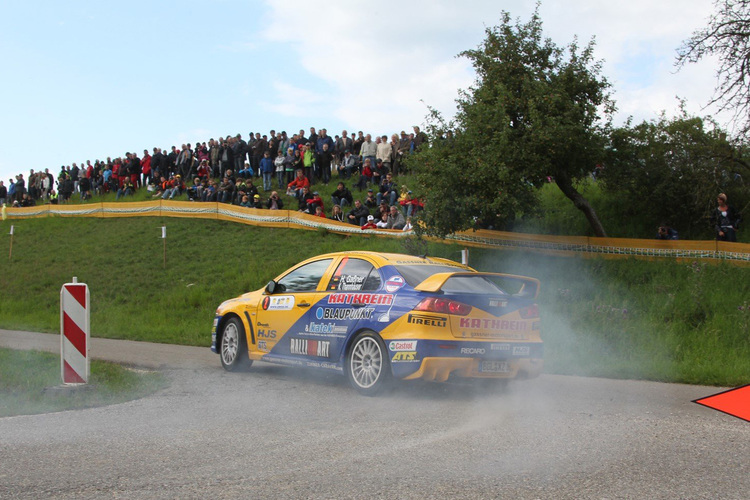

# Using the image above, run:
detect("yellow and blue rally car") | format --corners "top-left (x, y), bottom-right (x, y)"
top-left (211, 251), bottom-right (542, 395)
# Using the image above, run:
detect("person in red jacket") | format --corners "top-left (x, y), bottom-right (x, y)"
top-left (287, 169), bottom-right (310, 200)
top-left (361, 215), bottom-right (378, 230)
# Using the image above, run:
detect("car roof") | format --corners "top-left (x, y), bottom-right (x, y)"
top-left (307, 251), bottom-right (475, 270)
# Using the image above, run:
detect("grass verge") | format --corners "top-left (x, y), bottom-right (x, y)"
top-left (0, 217), bottom-right (749, 387)
top-left (0, 348), bottom-right (166, 417)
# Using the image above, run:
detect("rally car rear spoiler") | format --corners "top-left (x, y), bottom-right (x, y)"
top-left (414, 272), bottom-right (540, 299)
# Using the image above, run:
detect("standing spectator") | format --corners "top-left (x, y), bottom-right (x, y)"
top-left (352, 131), bottom-right (365, 156)
top-left (79, 176), bottom-right (92, 201)
top-left (233, 134), bottom-right (247, 175)
top-left (413, 126), bottom-right (428, 151)
top-left (713, 193), bottom-right (741, 242)
top-left (259, 151), bottom-right (274, 192)
top-left (315, 128), bottom-right (334, 156)
top-left (251, 132), bottom-right (267, 174)
top-left (376, 135), bottom-right (392, 174)
top-left (360, 134), bottom-right (377, 174)
top-left (0, 180), bottom-right (6, 206)
top-left (335, 130), bottom-right (353, 162)
top-left (301, 143), bottom-right (315, 183)
top-left (308, 127), bottom-right (318, 147)
top-left (317, 143), bottom-right (333, 185)
top-left (14, 174), bottom-right (25, 203)
top-left (141, 149), bottom-right (152, 187)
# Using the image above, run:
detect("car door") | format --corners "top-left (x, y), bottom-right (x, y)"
top-left (254, 258), bottom-right (333, 358)
top-left (318, 256), bottom-right (386, 362)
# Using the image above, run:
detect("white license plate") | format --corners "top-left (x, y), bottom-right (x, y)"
top-left (479, 361), bottom-right (510, 373)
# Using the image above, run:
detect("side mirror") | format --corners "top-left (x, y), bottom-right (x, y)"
top-left (265, 280), bottom-right (277, 294)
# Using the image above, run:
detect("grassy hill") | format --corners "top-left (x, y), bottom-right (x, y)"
top-left (1, 216), bottom-right (748, 386)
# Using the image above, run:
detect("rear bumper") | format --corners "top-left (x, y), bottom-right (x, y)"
top-left (401, 357), bottom-right (543, 382)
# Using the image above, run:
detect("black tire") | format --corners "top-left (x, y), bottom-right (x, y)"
top-left (220, 317), bottom-right (252, 371)
top-left (346, 331), bottom-right (391, 396)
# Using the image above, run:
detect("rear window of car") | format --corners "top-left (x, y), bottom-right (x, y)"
top-left (394, 264), bottom-right (468, 287)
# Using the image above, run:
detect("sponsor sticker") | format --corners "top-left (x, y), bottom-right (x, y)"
top-left (391, 351), bottom-right (418, 362)
top-left (257, 329), bottom-right (277, 339)
top-left (512, 345), bottom-right (530, 356)
top-left (327, 293), bottom-right (393, 305)
top-left (459, 318), bottom-right (528, 331)
top-left (384, 276), bottom-right (405, 293)
top-left (315, 307), bottom-right (374, 321)
top-left (304, 321), bottom-right (348, 334)
top-left (262, 295), bottom-right (295, 311)
top-left (491, 343), bottom-right (511, 351)
top-left (258, 340), bottom-right (269, 352)
top-left (290, 338), bottom-right (330, 357)
top-left (460, 347), bottom-right (486, 355)
top-left (389, 340), bottom-right (418, 351)
top-left (489, 299), bottom-right (508, 307)
top-left (407, 313), bottom-right (447, 328)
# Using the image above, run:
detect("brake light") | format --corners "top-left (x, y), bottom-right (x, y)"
top-left (519, 304), bottom-right (539, 319)
top-left (414, 297), bottom-right (472, 316)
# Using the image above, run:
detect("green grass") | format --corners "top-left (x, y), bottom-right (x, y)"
top-left (1, 216), bottom-right (749, 387)
top-left (0, 348), bottom-right (166, 417)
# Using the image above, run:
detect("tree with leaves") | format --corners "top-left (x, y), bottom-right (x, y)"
top-left (603, 108), bottom-right (748, 238)
top-left (677, 0), bottom-right (750, 136)
top-left (410, 8), bottom-right (614, 237)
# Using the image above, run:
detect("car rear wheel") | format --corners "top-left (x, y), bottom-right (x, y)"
top-left (220, 317), bottom-right (252, 371)
top-left (346, 331), bottom-right (391, 396)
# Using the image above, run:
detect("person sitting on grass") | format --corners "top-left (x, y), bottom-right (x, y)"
top-left (347, 199), bottom-right (370, 226)
top-left (251, 193), bottom-right (263, 209)
top-left (288, 169), bottom-right (310, 200)
top-left (361, 214), bottom-right (378, 230)
top-left (330, 204), bottom-right (345, 222)
top-left (385, 204), bottom-right (406, 230)
top-left (314, 205), bottom-right (326, 218)
top-left (162, 175), bottom-right (185, 200)
top-left (266, 190), bottom-right (284, 210)
top-left (239, 194), bottom-right (252, 207)
top-left (116, 178), bottom-right (135, 200)
top-left (331, 181), bottom-right (353, 209)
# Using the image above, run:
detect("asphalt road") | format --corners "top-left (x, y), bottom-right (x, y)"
top-left (1, 329), bottom-right (748, 499)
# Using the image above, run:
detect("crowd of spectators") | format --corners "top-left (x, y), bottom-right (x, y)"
top-left (0, 126), bottom-right (429, 231)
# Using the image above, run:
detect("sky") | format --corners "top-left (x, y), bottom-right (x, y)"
top-left (0, 0), bottom-right (724, 186)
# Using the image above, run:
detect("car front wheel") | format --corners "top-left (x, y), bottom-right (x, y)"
top-left (346, 331), bottom-right (391, 396)
top-left (220, 317), bottom-right (252, 371)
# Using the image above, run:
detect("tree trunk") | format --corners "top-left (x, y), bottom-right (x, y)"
top-left (555, 175), bottom-right (607, 237)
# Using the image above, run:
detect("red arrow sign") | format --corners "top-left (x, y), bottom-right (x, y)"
top-left (694, 385), bottom-right (750, 423)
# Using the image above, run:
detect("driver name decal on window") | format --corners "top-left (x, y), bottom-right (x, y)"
top-left (338, 274), bottom-right (366, 291)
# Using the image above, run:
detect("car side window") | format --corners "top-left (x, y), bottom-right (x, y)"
top-left (277, 259), bottom-right (333, 292)
top-left (327, 258), bottom-right (382, 292)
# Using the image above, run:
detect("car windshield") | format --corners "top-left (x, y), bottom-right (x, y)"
top-left (394, 264), bottom-right (469, 287)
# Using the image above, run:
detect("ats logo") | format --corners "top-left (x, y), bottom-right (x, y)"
top-left (290, 338), bottom-right (330, 358)
top-left (391, 351), bottom-right (417, 362)
top-left (257, 340), bottom-right (269, 352)
top-left (407, 314), bottom-right (447, 328)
